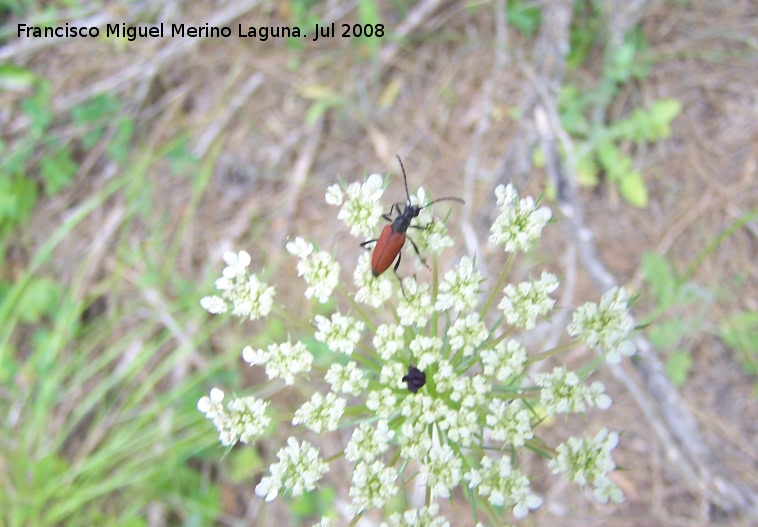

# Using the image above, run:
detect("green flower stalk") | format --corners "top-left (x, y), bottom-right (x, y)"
top-left (197, 173), bottom-right (635, 525)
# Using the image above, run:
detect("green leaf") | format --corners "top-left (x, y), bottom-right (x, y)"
top-left (605, 41), bottom-right (637, 84)
top-left (648, 318), bottom-right (687, 350)
top-left (618, 169), bottom-right (648, 207)
top-left (0, 63), bottom-right (37, 91)
top-left (107, 117), bottom-right (134, 164)
top-left (641, 252), bottom-right (678, 308)
top-left (506, 0), bottom-right (541, 36)
top-left (356, 1), bottom-right (382, 57)
top-left (576, 151), bottom-right (599, 186)
top-left (18, 276), bottom-right (63, 323)
top-left (665, 350), bottom-right (692, 387)
top-left (20, 80), bottom-right (53, 134)
top-left (40, 145), bottom-right (78, 195)
top-left (719, 311), bottom-right (758, 375)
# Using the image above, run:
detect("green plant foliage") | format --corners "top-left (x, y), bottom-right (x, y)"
top-left (560, 11), bottom-right (682, 208)
top-left (39, 145), bottom-right (78, 195)
top-left (358, 0), bottom-right (382, 56)
top-left (719, 311), bottom-right (758, 376)
top-left (70, 93), bottom-right (124, 148)
top-left (641, 252), bottom-right (678, 310)
top-left (641, 252), bottom-right (712, 387)
top-left (506, 0), bottom-right (541, 36)
top-left (0, 63), bottom-right (37, 91)
top-left (15, 276), bottom-right (63, 324)
top-left (291, 486), bottom-right (336, 521)
top-left (665, 350), bottom-right (692, 388)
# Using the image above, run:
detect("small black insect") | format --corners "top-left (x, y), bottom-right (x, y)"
top-left (402, 365), bottom-right (426, 393)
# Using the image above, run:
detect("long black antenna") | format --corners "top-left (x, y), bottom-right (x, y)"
top-left (422, 196), bottom-right (465, 209)
top-left (396, 155), bottom-right (411, 203)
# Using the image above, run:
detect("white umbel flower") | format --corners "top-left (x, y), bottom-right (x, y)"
top-left (549, 428), bottom-right (624, 504)
top-left (314, 312), bottom-right (365, 355)
top-left (568, 286), bottom-right (635, 363)
top-left (292, 391), bottom-right (346, 433)
top-left (254, 437), bottom-right (329, 502)
top-left (349, 460), bottom-right (399, 513)
top-left (498, 271), bottom-right (559, 329)
top-left (286, 237), bottom-right (341, 303)
top-left (489, 184), bottom-right (552, 253)
top-left (242, 341), bottom-right (313, 385)
top-left (201, 250), bottom-right (275, 320)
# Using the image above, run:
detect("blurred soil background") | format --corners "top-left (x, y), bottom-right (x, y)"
top-left (1, 0), bottom-right (757, 526)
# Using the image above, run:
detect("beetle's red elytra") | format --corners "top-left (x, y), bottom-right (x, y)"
top-left (361, 156), bottom-right (464, 278)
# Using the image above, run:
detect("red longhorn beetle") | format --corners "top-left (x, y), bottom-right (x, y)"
top-left (361, 156), bottom-right (464, 278)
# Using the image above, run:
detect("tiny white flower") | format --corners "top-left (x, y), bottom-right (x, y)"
top-left (354, 252), bottom-right (394, 307)
top-left (198, 389), bottom-right (271, 447)
top-left (380, 361), bottom-right (407, 389)
top-left (549, 428), bottom-right (623, 504)
top-left (285, 237), bottom-right (314, 259)
top-left (481, 339), bottom-right (527, 381)
top-left (337, 175), bottom-right (386, 237)
top-left (534, 366), bottom-right (612, 415)
top-left (418, 444), bottom-right (462, 499)
top-left (380, 504), bottom-right (450, 527)
top-left (489, 184), bottom-right (552, 253)
top-left (325, 184), bottom-right (344, 206)
top-left (324, 361), bottom-right (368, 395)
top-left (486, 399), bottom-right (534, 447)
top-left (435, 256), bottom-right (483, 312)
top-left (498, 271), bottom-right (559, 329)
top-left (464, 455), bottom-right (542, 518)
top-left (349, 460), bottom-right (399, 513)
top-left (396, 278), bottom-right (433, 327)
top-left (197, 387), bottom-right (225, 416)
top-left (203, 250), bottom-right (275, 320)
top-left (314, 312), bottom-right (365, 355)
top-left (409, 335), bottom-right (443, 370)
top-left (373, 323), bottom-right (406, 360)
top-left (447, 313), bottom-right (489, 357)
top-left (200, 295), bottom-right (227, 314)
top-left (292, 391), bottom-right (346, 433)
top-left (346, 420), bottom-right (395, 462)
top-left (255, 437), bottom-right (329, 502)
top-left (242, 341), bottom-right (313, 385)
top-left (366, 388), bottom-right (399, 420)
top-left (568, 287), bottom-right (635, 363)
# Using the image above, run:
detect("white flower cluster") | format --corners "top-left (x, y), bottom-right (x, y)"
top-left (498, 271), bottom-right (559, 329)
top-left (549, 428), bottom-right (624, 504)
top-left (568, 286), bottom-right (636, 363)
top-left (380, 503), bottom-right (450, 527)
top-left (242, 341), bottom-right (313, 386)
top-left (292, 391), bottom-right (346, 433)
top-left (328, 174), bottom-right (385, 237)
top-left (465, 455), bottom-right (543, 518)
top-left (286, 237), bottom-right (341, 303)
top-left (489, 183), bottom-right (552, 253)
top-left (533, 366), bottom-right (612, 415)
top-left (314, 312), bottom-right (365, 355)
top-left (196, 388), bottom-right (270, 446)
top-left (200, 250), bottom-right (275, 319)
top-left (254, 437), bottom-right (329, 502)
top-left (200, 175), bottom-right (636, 525)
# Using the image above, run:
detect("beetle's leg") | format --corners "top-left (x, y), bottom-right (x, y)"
top-left (392, 252), bottom-right (407, 297)
top-left (406, 236), bottom-right (429, 270)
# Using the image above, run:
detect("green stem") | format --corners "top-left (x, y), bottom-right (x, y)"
top-left (526, 340), bottom-right (577, 364)
top-left (480, 251), bottom-right (516, 320)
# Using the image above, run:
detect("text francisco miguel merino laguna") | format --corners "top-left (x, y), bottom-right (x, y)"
top-left (17, 22), bottom-right (373, 42)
